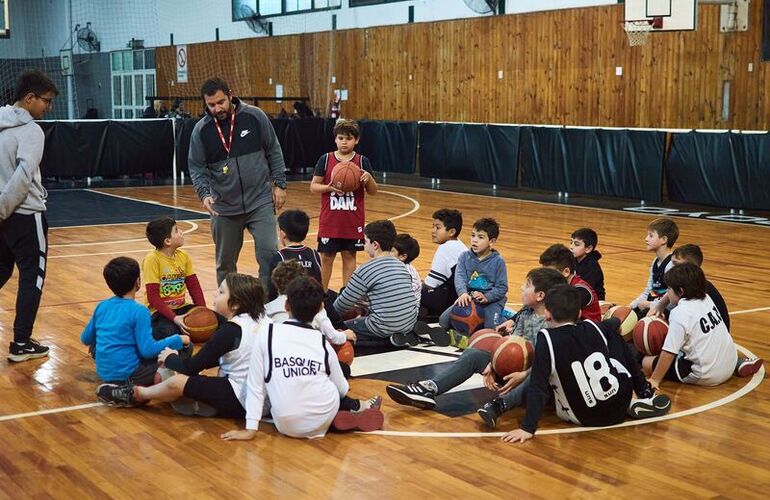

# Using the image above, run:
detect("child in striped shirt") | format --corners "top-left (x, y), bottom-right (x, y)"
top-left (334, 220), bottom-right (420, 347)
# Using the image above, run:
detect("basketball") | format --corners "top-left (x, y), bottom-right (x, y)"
top-left (491, 335), bottom-right (534, 377)
top-left (330, 161), bottom-right (361, 192)
top-left (449, 301), bottom-right (486, 334)
top-left (468, 329), bottom-right (502, 352)
top-left (633, 317), bottom-right (669, 356)
top-left (333, 341), bottom-right (355, 366)
top-left (183, 306), bottom-right (219, 343)
top-left (607, 305), bottom-right (638, 341)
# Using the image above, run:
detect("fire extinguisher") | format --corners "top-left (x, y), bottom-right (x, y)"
top-left (330, 97), bottom-right (340, 119)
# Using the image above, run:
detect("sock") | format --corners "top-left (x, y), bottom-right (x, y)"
top-left (420, 380), bottom-right (438, 393)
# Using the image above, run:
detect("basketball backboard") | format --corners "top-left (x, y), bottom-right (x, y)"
top-left (624, 0), bottom-right (697, 31)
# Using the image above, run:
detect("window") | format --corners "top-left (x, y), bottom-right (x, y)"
top-left (232, 0), bottom-right (340, 20)
top-left (110, 49), bottom-right (156, 119)
top-left (132, 50), bottom-right (144, 71)
top-left (144, 49), bottom-right (155, 69)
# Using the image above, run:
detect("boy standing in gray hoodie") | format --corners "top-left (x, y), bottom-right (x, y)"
top-left (0, 69), bottom-right (58, 362)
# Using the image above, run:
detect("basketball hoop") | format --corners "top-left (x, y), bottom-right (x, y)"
top-left (623, 18), bottom-right (660, 46)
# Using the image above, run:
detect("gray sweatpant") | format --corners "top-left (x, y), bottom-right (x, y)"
top-left (211, 203), bottom-right (278, 287)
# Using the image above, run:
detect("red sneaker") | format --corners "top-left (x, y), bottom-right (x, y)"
top-left (331, 408), bottom-right (384, 432)
top-left (737, 357), bottom-right (763, 377)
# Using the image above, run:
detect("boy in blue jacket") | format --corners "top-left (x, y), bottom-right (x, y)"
top-left (81, 257), bottom-right (189, 401)
top-left (434, 218), bottom-right (508, 346)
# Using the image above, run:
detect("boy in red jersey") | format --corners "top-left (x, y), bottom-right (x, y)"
top-left (310, 119), bottom-right (378, 289)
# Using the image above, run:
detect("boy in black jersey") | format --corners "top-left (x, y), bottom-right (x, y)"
top-left (266, 209), bottom-right (322, 301)
top-left (502, 284), bottom-right (671, 444)
top-left (630, 218), bottom-right (679, 318)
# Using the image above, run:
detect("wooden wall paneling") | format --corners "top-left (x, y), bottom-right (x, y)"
top-left (152, 5), bottom-right (770, 129)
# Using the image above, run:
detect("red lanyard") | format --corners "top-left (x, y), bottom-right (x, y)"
top-left (213, 102), bottom-right (237, 157)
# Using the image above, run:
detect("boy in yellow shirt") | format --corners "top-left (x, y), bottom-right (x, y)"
top-left (142, 217), bottom-right (209, 339)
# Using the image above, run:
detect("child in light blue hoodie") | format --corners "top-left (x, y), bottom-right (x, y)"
top-left (436, 218), bottom-right (508, 343)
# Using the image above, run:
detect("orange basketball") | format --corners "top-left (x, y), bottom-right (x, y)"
top-left (183, 306), bottom-right (219, 343)
top-left (633, 317), bottom-right (669, 356)
top-left (449, 301), bottom-right (485, 335)
top-left (333, 341), bottom-right (355, 366)
top-left (468, 329), bottom-right (502, 352)
top-left (491, 335), bottom-right (534, 377)
top-left (330, 161), bottom-right (361, 192)
top-left (607, 305), bottom-right (638, 341)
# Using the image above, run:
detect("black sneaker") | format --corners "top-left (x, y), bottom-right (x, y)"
top-left (8, 339), bottom-right (50, 363)
top-left (414, 321), bottom-right (450, 347)
top-left (627, 394), bottom-right (672, 419)
top-left (96, 380), bottom-right (136, 407)
top-left (386, 382), bottom-right (436, 409)
top-left (477, 398), bottom-right (506, 429)
top-left (390, 331), bottom-right (419, 347)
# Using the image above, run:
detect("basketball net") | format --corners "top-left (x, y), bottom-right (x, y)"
top-left (623, 20), bottom-right (654, 47)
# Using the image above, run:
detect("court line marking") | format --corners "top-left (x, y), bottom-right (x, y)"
top-left (365, 344), bottom-right (765, 438)
top-left (0, 403), bottom-right (103, 423)
top-left (48, 189), bottom-right (419, 255)
top-left (83, 188), bottom-right (209, 215)
top-left (0, 345), bottom-right (762, 432)
top-left (50, 221), bottom-right (199, 248)
top-left (731, 306), bottom-right (770, 315)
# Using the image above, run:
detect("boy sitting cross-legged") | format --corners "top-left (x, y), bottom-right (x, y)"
top-left (419, 209), bottom-right (467, 319)
top-left (387, 267), bottom-right (565, 429)
top-left (420, 218), bottom-right (508, 348)
top-left (221, 276), bottom-right (383, 440)
top-left (569, 227), bottom-right (605, 301)
top-left (502, 284), bottom-right (671, 445)
top-left (142, 216), bottom-right (211, 340)
top-left (630, 217), bottom-right (679, 318)
top-left (96, 273), bottom-right (265, 416)
top-left (334, 220), bottom-right (419, 347)
top-left (82, 257), bottom-right (188, 395)
top-left (536, 244), bottom-right (602, 323)
top-left (266, 209), bottom-right (323, 301)
top-left (643, 264), bottom-right (743, 389)
top-left (661, 244), bottom-right (762, 377)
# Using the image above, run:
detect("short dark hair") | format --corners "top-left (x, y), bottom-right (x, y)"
top-left (145, 217), bottom-right (176, 249)
top-left (539, 244), bottom-right (577, 274)
top-left (648, 218), bottom-right (680, 248)
top-left (333, 119), bottom-right (360, 139)
top-left (664, 263), bottom-right (706, 300)
top-left (224, 273), bottom-right (266, 320)
top-left (286, 276), bottom-right (325, 323)
top-left (432, 208), bottom-right (462, 238)
top-left (673, 244), bottom-right (703, 267)
top-left (277, 209), bottom-right (310, 242)
top-left (365, 220), bottom-right (397, 251)
top-left (571, 228), bottom-right (598, 249)
top-left (472, 218), bottom-right (500, 240)
top-left (526, 267), bottom-right (567, 294)
top-left (200, 77), bottom-right (230, 98)
top-left (545, 284), bottom-right (582, 323)
top-left (271, 259), bottom-right (306, 295)
top-left (13, 69), bottom-right (59, 102)
top-left (103, 257), bottom-right (140, 296)
top-left (393, 233), bottom-right (420, 264)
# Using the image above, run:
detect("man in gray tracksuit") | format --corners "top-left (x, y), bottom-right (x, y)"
top-left (188, 78), bottom-right (287, 287)
top-left (0, 70), bottom-right (58, 362)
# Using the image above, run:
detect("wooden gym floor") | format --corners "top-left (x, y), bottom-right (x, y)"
top-left (0, 182), bottom-right (767, 498)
